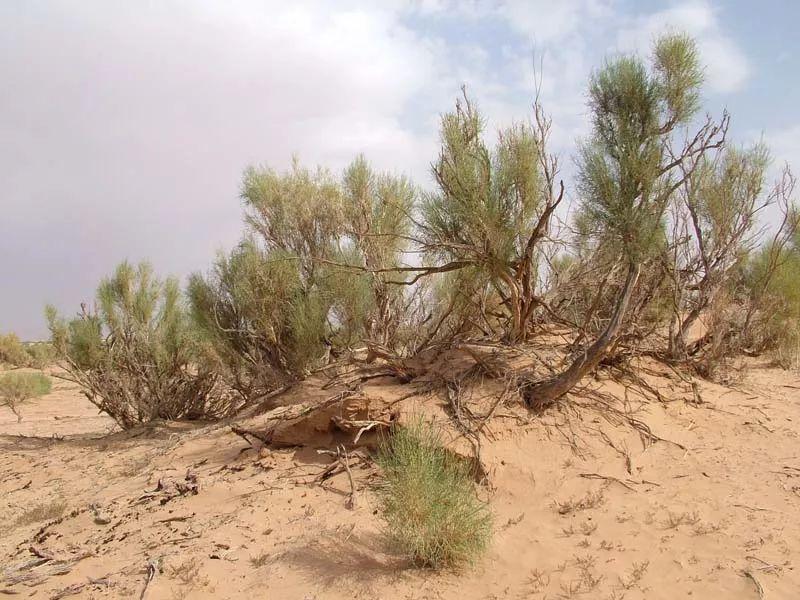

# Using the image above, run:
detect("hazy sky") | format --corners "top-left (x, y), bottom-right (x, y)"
top-left (2, 0), bottom-right (799, 339)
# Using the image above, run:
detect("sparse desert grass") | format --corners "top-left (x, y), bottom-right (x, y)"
top-left (376, 418), bottom-right (492, 569)
top-left (527, 568), bottom-right (551, 593)
top-left (166, 556), bottom-right (211, 597)
top-left (555, 489), bottom-right (605, 515)
top-left (0, 371), bottom-right (52, 421)
top-left (249, 551), bottom-right (271, 568)
top-left (558, 554), bottom-right (603, 598)
top-left (662, 510), bottom-right (701, 530)
top-left (14, 499), bottom-right (67, 527)
top-left (619, 560), bottom-right (650, 590)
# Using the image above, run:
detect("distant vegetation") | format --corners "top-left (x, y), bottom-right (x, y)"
top-left (0, 333), bottom-right (56, 369)
top-left (0, 371), bottom-right (51, 422)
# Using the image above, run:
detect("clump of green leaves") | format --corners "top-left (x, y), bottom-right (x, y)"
top-left (47, 261), bottom-right (229, 429)
top-left (376, 418), bottom-right (491, 569)
top-left (0, 371), bottom-right (51, 422)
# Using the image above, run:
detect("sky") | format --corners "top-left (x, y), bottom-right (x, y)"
top-left (2, 0), bottom-right (799, 339)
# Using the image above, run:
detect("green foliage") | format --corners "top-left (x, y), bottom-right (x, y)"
top-left (422, 95), bottom-right (543, 268)
top-left (189, 242), bottom-right (330, 399)
top-left (242, 158), bottom-right (343, 278)
top-left (376, 418), bottom-right (492, 568)
top-left (579, 34), bottom-right (705, 262)
top-left (0, 333), bottom-right (30, 367)
top-left (419, 92), bottom-right (559, 340)
top-left (0, 371), bottom-right (51, 422)
top-left (745, 240), bottom-right (800, 367)
top-left (341, 155), bottom-right (415, 346)
top-left (191, 156), bottom-right (415, 399)
top-left (689, 144), bottom-right (769, 255)
top-left (24, 343), bottom-right (57, 369)
top-left (47, 261), bottom-right (227, 429)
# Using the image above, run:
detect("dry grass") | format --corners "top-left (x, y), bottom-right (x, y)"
top-left (555, 489), bottom-right (605, 515)
top-left (662, 510), bottom-right (701, 530)
top-left (249, 552), bottom-right (271, 568)
top-left (14, 499), bottom-right (67, 527)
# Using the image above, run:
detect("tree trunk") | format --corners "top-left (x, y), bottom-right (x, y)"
top-left (522, 261), bottom-right (641, 409)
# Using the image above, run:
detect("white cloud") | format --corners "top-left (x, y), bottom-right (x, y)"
top-left (0, 0), bottom-right (758, 338)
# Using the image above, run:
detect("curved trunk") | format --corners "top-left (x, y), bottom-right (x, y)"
top-left (522, 261), bottom-right (641, 409)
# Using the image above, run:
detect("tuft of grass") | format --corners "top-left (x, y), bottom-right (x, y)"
top-left (662, 510), bottom-right (700, 530)
top-left (376, 418), bottom-right (492, 569)
top-left (0, 371), bottom-right (52, 422)
top-left (14, 499), bottom-right (67, 527)
top-left (555, 489), bottom-right (605, 515)
top-left (249, 552), bottom-right (271, 568)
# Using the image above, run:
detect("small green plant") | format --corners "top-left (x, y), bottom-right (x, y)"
top-left (0, 371), bottom-right (52, 422)
top-left (376, 418), bottom-right (491, 569)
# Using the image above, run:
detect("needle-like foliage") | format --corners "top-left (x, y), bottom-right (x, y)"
top-left (376, 418), bottom-right (492, 568)
top-left (47, 262), bottom-right (227, 429)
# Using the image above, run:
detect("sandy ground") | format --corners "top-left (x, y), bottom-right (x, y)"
top-left (1, 359), bottom-right (799, 599)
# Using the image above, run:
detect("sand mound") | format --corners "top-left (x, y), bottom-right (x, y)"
top-left (1, 355), bottom-right (799, 599)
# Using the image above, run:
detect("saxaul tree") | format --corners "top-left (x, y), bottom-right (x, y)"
top-left (189, 157), bottom-right (415, 400)
top-left (416, 89), bottom-right (563, 342)
top-left (47, 262), bottom-right (226, 428)
top-left (666, 144), bottom-right (775, 359)
top-left (522, 33), bottom-right (728, 408)
top-left (341, 156), bottom-right (415, 348)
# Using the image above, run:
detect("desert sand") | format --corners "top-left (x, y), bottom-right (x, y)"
top-left (1, 357), bottom-right (799, 599)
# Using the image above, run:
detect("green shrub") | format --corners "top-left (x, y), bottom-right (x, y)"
top-left (745, 246), bottom-right (800, 367)
top-left (25, 342), bottom-right (57, 369)
top-left (376, 419), bottom-right (491, 569)
top-left (46, 261), bottom-right (230, 429)
top-left (0, 371), bottom-right (52, 422)
top-left (190, 157), bottom-right (414, 401)
top-left (0, 333), bottom-right (30, 367)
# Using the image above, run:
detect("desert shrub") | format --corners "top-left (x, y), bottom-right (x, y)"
top-left (0, 333), bottom-right (30, 367)
top-left (0, 371), bottom-right (51, 422)
top-left (189, 242), bottom-right (332, 399)
top-left (743, 240), bottom-right (800, 367)
top-left (376, 418), bottom-right (492, 568)
top-left (25, 342), bottom-right (57, 369)
top-left (418, 92), bottom-right (562, 342)
top-left (46, 261), bottom-right (230, 429)
top-left (190, 157), bottom-right (415, 400)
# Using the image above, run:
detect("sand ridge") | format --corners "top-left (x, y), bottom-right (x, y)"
top-left (1, 358), bottom-right (799, 599)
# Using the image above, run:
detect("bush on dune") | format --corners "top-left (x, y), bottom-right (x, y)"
top-left (46, 261), bottom-right (232, 429)
top-left (0, 371), bottom-right (51, 422)
top-left (0, 333), bottom-right (31, 367)
top-left (376, 418), bottom-right (492, 568)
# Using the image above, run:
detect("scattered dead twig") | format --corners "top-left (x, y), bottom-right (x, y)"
top-left (339, 445), bottom-right (358, 509)
top-left (139, 558), bottom-right (159, 600)
top-left (746, 555), bottom-right (783, 574)
top-left (579, 472), bottom-right (638, 492)
top-left (156, 513), bottom-right (194, 524)
top-left (740, 569), bottom-right (765, 599)
top-left (733, 503), bottom-right (780, 513)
